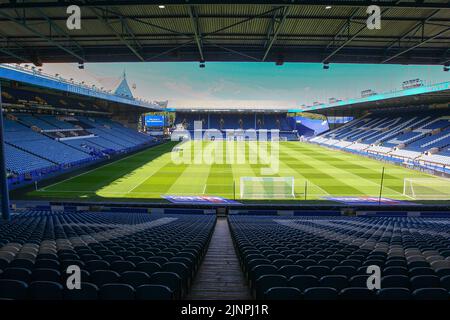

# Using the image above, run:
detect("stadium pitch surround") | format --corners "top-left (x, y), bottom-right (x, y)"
top-left (0, 1), bottom-right (449, 313)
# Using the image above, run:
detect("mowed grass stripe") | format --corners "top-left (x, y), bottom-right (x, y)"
top-left (285, 142), bottom-right (389, 197)
top-left (277, 146), bottom-right (339, 196)
top-left (229, 141), bottom-right (264, 198)
top-left (99, 144), bottom-right (181, 197)
top-left (299, 144), bottom-right (407, 196)
top-left (130, 142), bottom-right (193, 196)
top-left (272, 143), bottom-right (328, 198)
top-left (27, 140), bottom-right (449, 202)
top-left (205, 141), bottom-right (235, 197)
top-left (37, 142), bottom-right (177, 195)
top-left (280, 143), bottom-right (363, 196)
top-left (167, 141), bottom-right (213, 195)
top-left (292, 142), bottom-right (431, 197)
top-left (286, 144), bottom-right (397, 196)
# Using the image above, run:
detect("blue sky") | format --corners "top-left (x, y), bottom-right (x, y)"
top-left (45, 62), bottom-right (449, 108)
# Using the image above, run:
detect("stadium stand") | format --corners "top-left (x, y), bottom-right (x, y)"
top-left (229, 215), bottom-right (450, 300)
top-left (175, 112), bottom-right (295, 131)
top-left (310, 111), bottom-right (450, 172)
top-left (174, 112), bottom-right (299, 141)
top-left (0, 210), bottom-right (215, 300)
top-left (3, 112), bottom-right (157, 188)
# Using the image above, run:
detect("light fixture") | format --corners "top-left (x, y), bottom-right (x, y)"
top-left (158, 5), bottom-right (165, 9)
top-left (325, 5), bottom-right (332, 9)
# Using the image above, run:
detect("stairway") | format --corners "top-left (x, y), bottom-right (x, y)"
top-left (186, 217), bottom-right (251, 300)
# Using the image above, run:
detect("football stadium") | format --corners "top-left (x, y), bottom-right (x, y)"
top-left (0, 0), bottom-right (450, 309)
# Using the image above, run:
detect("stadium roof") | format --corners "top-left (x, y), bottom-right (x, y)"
top-left (306, 81), bottom-right (450, 115)
top-left (0, 1), bottom-right (449, 65)
top-left (0, 64), bottom-right (163, 110)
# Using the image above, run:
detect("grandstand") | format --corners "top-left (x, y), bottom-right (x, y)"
top-left (310, 109), bottom-right (450, 173)
top-left (174, 110), bottom-right (299, 141)
top-left (1, 0), bottom-right (450, 306)
top-left (0, 63), bottom-right (165, 186)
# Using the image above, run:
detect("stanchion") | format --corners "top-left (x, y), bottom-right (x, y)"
top-left (378, 166), bottom-right (385, 205)
top-left (0, 82), bottom-right (11, 220)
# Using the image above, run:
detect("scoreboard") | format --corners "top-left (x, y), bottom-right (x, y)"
top-left (145, 115), bottom-right (165, 127)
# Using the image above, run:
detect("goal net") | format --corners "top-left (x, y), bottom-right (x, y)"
top-left (240, 176), bottom-right (295, 199)
top-left (403, 178), bottom-right (450, 200)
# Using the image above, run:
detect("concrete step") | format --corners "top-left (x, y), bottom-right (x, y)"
top-left (186, 217), bottom-right (251, 300)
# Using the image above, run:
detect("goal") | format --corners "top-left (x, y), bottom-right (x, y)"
top-left (240, 176), bottom-right (295, 199)
top-left (403, 178), bottom-right (450, 200)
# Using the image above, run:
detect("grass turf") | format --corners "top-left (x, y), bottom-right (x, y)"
top-left (26, 141), bottom-right (450, 203)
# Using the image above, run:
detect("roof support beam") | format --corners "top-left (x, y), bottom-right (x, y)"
top-left (35, 8), bottom-right (85, 54)
top-left (262, 6), bottom-right (289, 61)
top-left (381, 27), bottom-right (450, 63)
top-left (0, 11), bottom-right (85, 62)
top-left (440, 48), bottom-right (450, 64)
top-left (321, 24), bottom-right (367, 63)
top-left (384, 9), bottom-right (442, 52)
top-left (90, 7), bottom-right (145, 61)
top-left (118, 14), bottom-right (144, 51)
top-left (92, 6), bottom-right (192, 38)
top-left (0, 48), bottom-right (30, 62)
top-left (0, 32), bottom-right (34, 63)
top-left (204, 40), bottom-right (261, 61)
top-left (203, 6), bottom-right (283, 38)
top-left (322, 4), bottom-right (397, 63)
top-left (188, 5), bottom-right (204, 62)
top-left (324, 8), bottom-right (360, 51)
top-left (145, 40), bottom-right (196, 61)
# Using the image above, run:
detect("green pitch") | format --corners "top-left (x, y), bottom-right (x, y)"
top-left (28, 141), bottom-right (449, 203)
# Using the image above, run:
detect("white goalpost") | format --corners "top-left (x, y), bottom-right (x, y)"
top-left (240, 176), bottom-right (295, 199)
top-left (403, 178), bottom-right (450, 200)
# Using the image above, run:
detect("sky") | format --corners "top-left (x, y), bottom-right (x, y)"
top-left (41, 62), bottom-right (449, 109)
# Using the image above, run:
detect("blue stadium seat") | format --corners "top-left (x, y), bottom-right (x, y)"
top-left (377, 288), bottom-right (411, 300)
top-left (2, 267), bottom-right (32, 282)
top-left (288, 275), bottom-right (319, 292)
top-left (381, 275), bottom-right (410, 288)
top-left (255, 275), bottom-right (288, 300)
top-left (136, 262), bottom-right (161, 275)
top-left (91, 270), bottom-right (121, 287)
top-left (319, 275), bottom-right (348, 291)
top-left (120, 271), bottom-right (150, 288)
top-left (412, 288), bottom-right (449, 300)
top-left (264, 287), bottom-right (303, 300)
top-left (29, 281), bottom-right (64, 300)
top-left (111, 261), bottom-right (136, 273)
top-left (278, 265), bottom-right (303, 278)
top-left (64, 282), bottom-right (99, 300)
top-left (136, 285), bottom-right (173, 300)
top-left (304, 287), bottom-right (338, 300)
top-left (31, 268), bottom-right (61, 282)
top-left (149, 272), bottom-right (182, 298)
top-left (339, 287), bottom-right (376, 300)
top-left (410, 275), bottom-right (441, 290)
top-left (0, 279), bottom-right (28, 300)
top-left (99, 284), bottom-right (135, 300)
